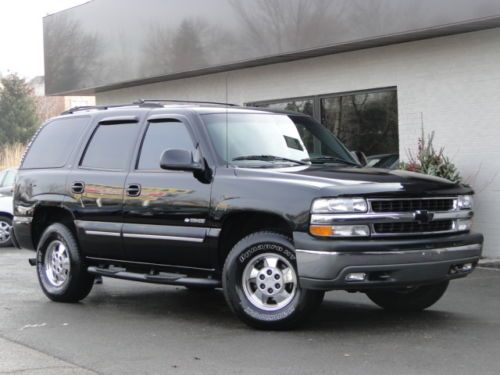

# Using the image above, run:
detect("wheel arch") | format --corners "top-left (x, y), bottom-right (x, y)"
top-left (216, 210), bottom-right (295, 272)
top-left (31, 205), bottom-right (77, 249)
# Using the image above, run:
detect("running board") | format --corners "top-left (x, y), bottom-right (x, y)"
top-left (87, 266), bottom-right (221, 288)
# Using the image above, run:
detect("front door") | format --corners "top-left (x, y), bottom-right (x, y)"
top-left (122, 117), bottom-right (212, 269)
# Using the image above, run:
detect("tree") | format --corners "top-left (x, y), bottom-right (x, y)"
top-left (0, 74), bottom-right (40, 145)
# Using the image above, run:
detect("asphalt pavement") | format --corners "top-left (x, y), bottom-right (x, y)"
top-left (1, 247), bottom-right (499, 375)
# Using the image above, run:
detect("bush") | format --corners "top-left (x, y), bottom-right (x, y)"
top-left (400, 127), bottom-right (461, 183)
top-left (0, 143), bottom-right (25, 169)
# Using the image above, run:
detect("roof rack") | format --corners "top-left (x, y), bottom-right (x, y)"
top-left (133, 99), bottom-right (238, 107)
top-left (60, 99), bottom-right (238, 115)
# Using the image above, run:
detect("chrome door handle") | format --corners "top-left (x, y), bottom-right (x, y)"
top-left (126, 184), bottom-right (141, 197)
top-left (71, 181), bottom-right (85, 194)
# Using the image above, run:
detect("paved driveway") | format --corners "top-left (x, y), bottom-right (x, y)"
top-left (1, 248), bottom-right (499, 375)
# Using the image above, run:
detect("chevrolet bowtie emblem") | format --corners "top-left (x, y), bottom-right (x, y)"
top-left (413, 210), bottom-right (434, 224)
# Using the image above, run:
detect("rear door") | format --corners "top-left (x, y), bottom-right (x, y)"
top-left (122, 115), bottom-right (213, 269)
top-left (67, 115), bottom-right (142, 260)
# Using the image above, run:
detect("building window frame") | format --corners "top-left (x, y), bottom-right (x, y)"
top-left (246, 86), bottom-right (398, 158)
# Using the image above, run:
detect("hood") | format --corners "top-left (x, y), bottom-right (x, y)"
top-left (235, 165), bottom-right (471, 197)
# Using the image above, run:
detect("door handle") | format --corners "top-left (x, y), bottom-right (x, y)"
top-left (71, 181), bottom-right (85, 194)
top-left (126, 184), bottom-right (141, 197)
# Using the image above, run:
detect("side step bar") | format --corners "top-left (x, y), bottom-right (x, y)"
top-left (87, 266), bottom-right (221, 288)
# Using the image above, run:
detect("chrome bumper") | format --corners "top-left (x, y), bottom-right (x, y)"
top-left (296, 242), bottom-right (483, 290)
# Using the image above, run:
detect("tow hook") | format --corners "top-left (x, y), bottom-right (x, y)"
top-left (28, 258), bottom-right (36, 266)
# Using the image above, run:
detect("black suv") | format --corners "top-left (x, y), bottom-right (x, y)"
top-left (12, 100), bottom-right (483, 329)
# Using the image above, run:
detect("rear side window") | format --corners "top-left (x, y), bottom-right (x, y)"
top-left (81, 123), bottom-right (138, 170)
top-left (22, 117), bottom-right (89, 169)
top-left (137, 121), bottom-right (195, 170)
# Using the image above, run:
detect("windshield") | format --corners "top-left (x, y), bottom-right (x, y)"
top-left (202, 113), bottom-right (357, 167)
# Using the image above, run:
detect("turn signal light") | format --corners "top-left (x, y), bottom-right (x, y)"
top-left (309, 225), bottom-right (333, 237)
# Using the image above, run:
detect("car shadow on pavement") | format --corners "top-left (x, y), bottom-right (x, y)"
top-left (75, 285), bottom-right (462, 332)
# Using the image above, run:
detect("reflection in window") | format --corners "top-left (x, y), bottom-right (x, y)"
top-left (252, 99), bottom-right (314, 117)
top-left (247, 89), bottom-right (399, 164)
top-left (320, 90), bottom-right (398, 158)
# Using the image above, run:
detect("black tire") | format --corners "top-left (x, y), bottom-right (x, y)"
top-left (0, 216), bottom-right (13, 248)
top-left (366, 281), bottom-right (449, 312)
top-left (222, 231), bottom-right (324, 330)
top-left (36, 223), bottom-right (94, 303)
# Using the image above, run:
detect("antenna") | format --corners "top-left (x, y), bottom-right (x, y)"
top-left (225, 73), bottom-right (229, 168)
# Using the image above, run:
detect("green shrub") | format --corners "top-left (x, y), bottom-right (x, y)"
top-left (400, 127), bottom-right (461, 183)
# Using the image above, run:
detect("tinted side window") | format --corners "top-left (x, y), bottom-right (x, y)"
top-left (22, 117), bottom-right (89, 169)
top-left (81, 123), bottom-right (138, 170)
top-left (137, 121), bottom-right (194, 170)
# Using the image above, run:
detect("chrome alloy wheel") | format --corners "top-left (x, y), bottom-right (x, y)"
top-left (44, 240), bottom-right (71, 287)
top-left (0, 220), bottom-right (11, 245)
top-left (242, 252), bottom-right (298, 311)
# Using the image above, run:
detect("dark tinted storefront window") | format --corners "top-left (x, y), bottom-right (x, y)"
top-left (252, 99), bottom-right (314, 117)
top-left (320, 90), bottom-right (398, 157)
top-left (248, 89), bottom-right (398, 165)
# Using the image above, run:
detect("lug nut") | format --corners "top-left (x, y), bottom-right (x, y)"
top-left (274, 274), bottom-right (280, 280)
top-left (267, 270), bottom-right (272, 276)
top-left (259, 275), bottom-right (265, 280)
top-left (275, 283), bottom-right (281, 289)
top-left (260, 284), bottom-right (265, 289)
top-left (268, 288), bottom-right (273, 294)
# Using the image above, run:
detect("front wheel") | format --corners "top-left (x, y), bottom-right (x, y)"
top-left (37, 223), bottom-right (95, 303)
top-left (222, 231), bottom-right (324, 330)
top-left (366, 281), bottom-right (449, 312)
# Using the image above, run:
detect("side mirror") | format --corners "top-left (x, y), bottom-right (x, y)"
top-left (351, 150), bottom-right (368, 166)
top-left (160, 149), bottom-right (204, 172)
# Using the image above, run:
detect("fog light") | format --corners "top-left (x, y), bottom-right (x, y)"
top-left (345, 272), bottom-right (367, 281)
top-left (457, 219), bottom-right (472, 232)
top-left (462, 263), bottom-right (473, 272)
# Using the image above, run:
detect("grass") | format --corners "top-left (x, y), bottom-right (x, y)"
top-left (0, 143), bottom-right (25, 169)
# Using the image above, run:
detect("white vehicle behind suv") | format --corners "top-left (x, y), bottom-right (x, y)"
top-left (0, 168), bottom-right (16, 247)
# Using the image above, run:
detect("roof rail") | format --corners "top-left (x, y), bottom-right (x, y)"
top-left (133, 99), bottom-right (238, 107)
top-left (60, 99), bottom-right (237, 115)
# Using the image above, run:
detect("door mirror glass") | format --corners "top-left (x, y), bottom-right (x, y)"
top-left (160, 149), bottom-right (204, 172)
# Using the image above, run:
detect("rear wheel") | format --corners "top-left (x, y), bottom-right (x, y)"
top-left (223, 231), bottom-right (324, 329)
top-left (37, 223), bottom-right (94, 303)
top-left (366, 281), bottom-right (449, 312)
top-left (0, 216), bottom-right (13, 247)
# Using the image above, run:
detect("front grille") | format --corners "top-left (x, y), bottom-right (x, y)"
top-left (371, 198), bottom-right (454, 213)
top-left (373, 220), bottom-right (453, 234)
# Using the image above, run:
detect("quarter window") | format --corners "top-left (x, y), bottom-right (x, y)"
top-left (137, 121), bottom-right (195, 170)
top-left (22, 117), bottom-right (89, 169)
top-left (81, 123), bottom-right (138, 170)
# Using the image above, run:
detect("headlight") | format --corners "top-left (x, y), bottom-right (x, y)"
top-left (457, 195), bottom-right (473, 210)
top-left (311, 198), bottom-right (368, 213)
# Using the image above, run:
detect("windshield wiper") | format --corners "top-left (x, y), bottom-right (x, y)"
top-left (232, 155), bottom-right (309, 165)
top-left (303, 156), bottom-right (360, 167)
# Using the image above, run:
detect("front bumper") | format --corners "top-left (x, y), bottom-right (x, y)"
top-left (294, 232), bottom-right (483, 290)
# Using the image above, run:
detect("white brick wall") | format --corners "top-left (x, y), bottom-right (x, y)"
top-left (98, 28), bottom-right (500, 258)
